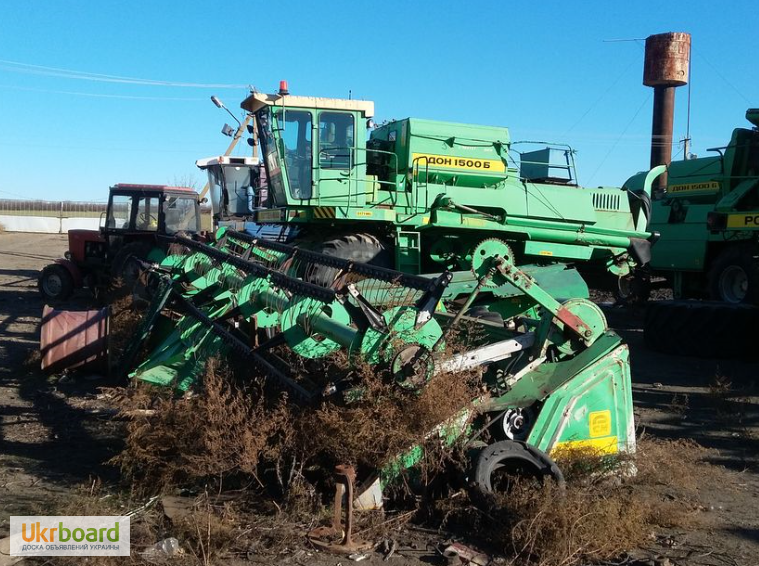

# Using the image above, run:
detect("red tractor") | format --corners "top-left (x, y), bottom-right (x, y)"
top-left (39, 184), bottom-right (202, 302)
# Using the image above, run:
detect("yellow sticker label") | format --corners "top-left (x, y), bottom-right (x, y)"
top-left (412, 152), bottom-right (505, 173)
top-left (355, 210), bottom-right (373, 217)
top-left (668, 181), bottom-right (720, 193)
top-left (589, 410), bottom-right (612, 438)
top-left (538, 250), bottom-right (554, 256)
top-left (462, 218), bottom-right (486, 227)
top-left (552, 436), bottom-right (618, 457)
top-left (726, 213), bottom-right (759, 228)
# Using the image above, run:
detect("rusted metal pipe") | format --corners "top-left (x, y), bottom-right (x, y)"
top-left (650, 86), bottom-right (676, 187)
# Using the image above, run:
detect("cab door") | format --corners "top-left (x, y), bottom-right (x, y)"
top-left (315, 111), bottom-right (361, 206)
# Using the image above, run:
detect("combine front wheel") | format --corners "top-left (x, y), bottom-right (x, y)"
top-left (301, 233), bottom-right (392, 287)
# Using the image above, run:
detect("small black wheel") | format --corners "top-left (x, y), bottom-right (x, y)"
top-left (473, 440), bottom-right (564, 495)
top-left (709, 245), bottom-right (759, 305)
top-left (38, 264), bottom-right (75, 303)
top-left (615, 272), bottom-right (651, 305)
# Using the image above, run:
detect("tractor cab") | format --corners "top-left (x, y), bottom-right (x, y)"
top-left (105, 184), bottom-right (201, 236)
top-left (39, 184), bottom-right (201, 302)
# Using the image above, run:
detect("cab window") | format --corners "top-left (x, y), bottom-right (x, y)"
top-left (109, 195), bottom-right (132, 229)
top-left (135, 196), bottom-right (159, 231)
top-left (280, 110), bottom-right (312, 199)
top-left (163, 196), bottom-right (198, 233)
top-left (319, 112), bottom-right (354, 169)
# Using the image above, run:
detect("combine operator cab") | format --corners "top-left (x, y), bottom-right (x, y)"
top-left (39, 184), bottom-right (201, 303)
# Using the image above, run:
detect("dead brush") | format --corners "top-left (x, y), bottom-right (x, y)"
top-left (108, 293), bottom-right (145, 362)
top-left (427, 436), bottom-right (716, 566)
top-left (290, 362), bottom-right (481, 475)
top-left (112, 359), bottom-right (290, 492)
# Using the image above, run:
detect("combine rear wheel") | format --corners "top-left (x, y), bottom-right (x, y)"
top-left (709, 245), bottom-right (759, 304)
top-left (644, 300), bottom-right (759, 358)
top-left (300, 233), bottom-right (392, 287)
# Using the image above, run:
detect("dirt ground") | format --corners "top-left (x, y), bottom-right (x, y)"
top-left (0, 231), bottom-right (758, 566)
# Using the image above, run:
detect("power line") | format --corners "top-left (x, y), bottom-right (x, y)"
top-left (0, 59), bottom-right (249, 89)
top-left (0, 83), bottom-right (206, 101)
top-left (561, 54), bottom-right (639, 137)
top-left (586, 92), bottom-right (652, 185)
top-left (692, 48), bottom-right (753, 105)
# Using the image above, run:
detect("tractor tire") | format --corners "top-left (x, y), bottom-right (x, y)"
top-left (708, 245), bottom-right (759, 305)
top-left (644, 300), bottom-right (759, 359)
top-left (111, 242), bottom-right (153, 295)
top-left (301, 233), bottom-right (392, 287)
top-left (38, 264), bottom-right (75, 303)
top-left (472, 440), bottom-right (565, 498)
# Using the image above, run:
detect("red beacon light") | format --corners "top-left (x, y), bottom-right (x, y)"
top-left (279, 80), bottom-right (289, 96)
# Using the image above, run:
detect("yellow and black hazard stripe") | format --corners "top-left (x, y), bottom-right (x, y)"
top-left (312, 206), bottom-right (336, 219)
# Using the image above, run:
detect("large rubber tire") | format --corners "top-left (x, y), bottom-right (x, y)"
top-left (644, 300), bottom-right (759, 359)
top-left (111, 241), bottom-right (153, 293)
top-left (301, 233), bottom-right (392, 287)
top-left (38, 264), bottom-right (75, 303)
top-left (708, 245), bottom-right (759, 305)
top-left (473, 440), bottom-right (565, 496)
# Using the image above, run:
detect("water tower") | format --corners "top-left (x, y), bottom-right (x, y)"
top-left (643, 32), bottom-right (691, 189)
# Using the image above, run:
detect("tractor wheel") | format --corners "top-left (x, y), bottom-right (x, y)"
top-left (300, 233), bottom-right (392, 287)
top-left (38, 264), bottom-right (75, 303)
top-left (644, 300), bottom-right (759, 359)
top-left (472, 440), bottom-right (564, 498)
top-left (708, 245), bottom-right (759, 305)
top-left (111, 242), bottom-right (153, 295)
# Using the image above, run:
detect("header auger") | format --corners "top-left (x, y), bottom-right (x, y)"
top-left (130, 228), bottom-right (608, 395)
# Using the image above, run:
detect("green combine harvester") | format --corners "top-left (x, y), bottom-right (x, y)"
top-left (117, 86), bottom-right (665, 501)
top-left (202, 86), bottom-right (658, 303)
top-left (621, 109), bottom-right (759, 358)
top-left (624, 108), bottom-right (759, 304)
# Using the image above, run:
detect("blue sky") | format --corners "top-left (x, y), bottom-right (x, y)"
top-left (0, 1), bottom-right (756, 201)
